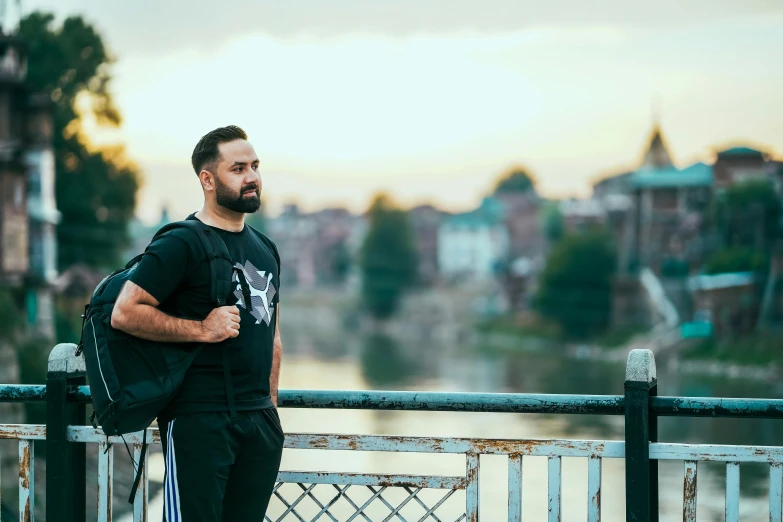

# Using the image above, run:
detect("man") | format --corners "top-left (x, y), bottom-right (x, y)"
top-left (111, 125), bottom-right (284, 521)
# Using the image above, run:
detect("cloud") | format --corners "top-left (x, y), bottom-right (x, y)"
top-left (24, 0), bottom-right (783, 57)
top-left (22, 0), bottom-right (783, 218)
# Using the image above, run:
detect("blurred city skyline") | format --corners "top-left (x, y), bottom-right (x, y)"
top-left (21, 0), bottom-right (783, 223)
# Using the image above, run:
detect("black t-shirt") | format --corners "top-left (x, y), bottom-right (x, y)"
top-left (129, 212), bottom-right (280, 420)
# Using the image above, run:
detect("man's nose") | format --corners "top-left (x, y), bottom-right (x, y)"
top-left (244, 171), bottom-right (260, 187)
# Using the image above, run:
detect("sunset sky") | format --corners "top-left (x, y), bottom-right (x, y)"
top-left (20, 0), bottom-right (783, 223)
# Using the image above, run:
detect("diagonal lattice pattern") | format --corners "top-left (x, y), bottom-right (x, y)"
top-left (264, 482), bottom-right (466, 522)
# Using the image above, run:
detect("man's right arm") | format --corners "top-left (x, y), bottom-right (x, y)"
top-left (111, 281), bottom-right (240, 343)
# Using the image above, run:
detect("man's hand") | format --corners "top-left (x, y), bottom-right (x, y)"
top-left (200, 306), bottom-right (241, 343)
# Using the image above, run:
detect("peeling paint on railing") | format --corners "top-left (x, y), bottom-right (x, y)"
top-left (19, 439), bottom-right (34, 522)
top-left (5, 379), bottom-right (783, 520)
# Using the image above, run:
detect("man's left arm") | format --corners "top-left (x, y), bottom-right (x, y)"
top-left (270, 306), bottom-right (283, 407)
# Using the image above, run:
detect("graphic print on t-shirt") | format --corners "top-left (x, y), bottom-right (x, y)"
top-left (232, 260), bottom-right (277, 326)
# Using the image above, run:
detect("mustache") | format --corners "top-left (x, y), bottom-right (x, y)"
top-left (241, 185), bottom-right (260, 194)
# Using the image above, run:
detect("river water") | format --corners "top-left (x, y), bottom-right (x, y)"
top-left (133, 317), bottom-right (783, 521)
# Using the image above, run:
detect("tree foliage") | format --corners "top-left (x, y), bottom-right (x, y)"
top-left (712, 179), bottom-right (780, 251)
top-left (705, 246), bottom-right (768, 275)
top-left (534, 231), bottom-right (616, 339)
top-left (493, 167), bottom-right (535, 194)
top-left (360, 333), bottom-right (414, 387)
top-left (359, 194), bottom-right (418, 319)
top-left (542, 201), bottom-right (564, 243)
top-left (0, 286), bottom-right (23, 340)
top-left (18, 12), bottom-right (140, 270)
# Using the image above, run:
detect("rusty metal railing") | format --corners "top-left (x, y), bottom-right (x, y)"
top-left (3, 344), bottom-right (783, 521)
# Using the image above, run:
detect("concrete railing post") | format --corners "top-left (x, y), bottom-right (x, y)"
top-left (46, 343), bottom-right (87, 522)
top-left (624, 348), bottom-right (659, 522)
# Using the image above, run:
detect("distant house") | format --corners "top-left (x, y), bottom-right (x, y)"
top-left (437, 197), bottom-right (509, 281)
top-left (266, 204), bottom-right (361, 288)
top-left (712, 146), bottom-right (775, 190)
top-left (630, 160), bottom-right (714, 271)
top-left (591, 124), bottom-right (678, 202)
top-left (309, 207), bottom-right (356, 285)
top-left (594, 124), bottom-right (783, 275)
top-left (494, 192), bottom-right (544, 261)
top-left (595, 125), bottom-right (714, 273)
top-left (593, 171), bottom-right (634, 200)
top-left (559, 198), bottom-right (607, 233)
top-left (0, 32), bottom-right (59, 338)
top-left (688, 272), bottom-right (758, 338)
top-left (0, 34), bottom-right (32, 284)
top-left (266, 204), bottom-right (317, 288)
top-left (409, 204), bottom-right (446, 285)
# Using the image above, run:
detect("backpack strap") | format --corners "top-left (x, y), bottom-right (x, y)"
top-left (150, 220), bottom-right (235, 306)
top-left (125, 219), bottom-right (240, 503)
top-left (152, 219), bottom-right (242, 418)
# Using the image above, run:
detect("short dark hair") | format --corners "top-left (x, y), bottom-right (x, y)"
top-left (191, 125), bottom-right (248, 175)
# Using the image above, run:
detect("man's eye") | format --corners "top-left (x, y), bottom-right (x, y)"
top-left (252, 164), bottom-right (259, 171)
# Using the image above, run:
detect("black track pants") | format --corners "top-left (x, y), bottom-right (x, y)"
top-left (160, 409), bottom-right (284, 522)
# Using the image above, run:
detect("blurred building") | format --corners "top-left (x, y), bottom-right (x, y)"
top-left (309, 207), bottom-right (355, 286)
top-left (559, 198), bottom-right (607, 234)
top-left (713, 146), bottom-right (778, 190)
top-left (688, 272), bottom-right (758, 338)
top-left (494, 192), bottom-right (544, 260)
top-left (629, 160), bottom-right (713, 273)
top-left (266, 204), bottom-right (361, 289)
top-left (437, 196), bottom-right (509, 281)
top-left (408, 204), bottom-right (446, 285)
top-left (593, 171), bottom-right (633, 200)
top-left (596, 125), bottom-right (783, 275)
top-left (259, 204), bottom-right (315, 288)
top-left (0, 33), bottom-right (31, 284)
top-left (0, 32), bottom-right (59, 338)
top-left (592, 122), bottom-right (783, 335)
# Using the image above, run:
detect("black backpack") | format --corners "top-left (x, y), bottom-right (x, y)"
top-left (77, 219), bottom-right (250, 503)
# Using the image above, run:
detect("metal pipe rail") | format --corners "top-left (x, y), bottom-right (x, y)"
top-left (4, 385), bottom-right (783, 419)
top-left (1, 343), bottom-right (783, 521)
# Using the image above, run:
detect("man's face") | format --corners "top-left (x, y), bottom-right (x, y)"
top-left (213, 139), bottom-right (262, 214)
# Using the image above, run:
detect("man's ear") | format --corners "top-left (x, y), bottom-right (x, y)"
top-left (200, 170), bottom-right (215, 191)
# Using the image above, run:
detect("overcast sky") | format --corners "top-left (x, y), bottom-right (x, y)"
top-left (19, 0), bottom-right (783, 221)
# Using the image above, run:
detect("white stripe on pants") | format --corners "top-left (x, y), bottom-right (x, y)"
top-left (164, 420), bottom-right (183, 522)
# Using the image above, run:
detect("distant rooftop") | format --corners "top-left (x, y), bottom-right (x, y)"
top-left (444, 197), bottom-right (505, 227)
top-left (631, 162), bottom-right (713, 189)
top-left (716, 146), bottom-right (766, 158)
top-left (639, 125), bottom-right (674, 170)
top-left (688, 271), bottom-right (755, 291)
top-left (559, 198), bottom-right (605, 217)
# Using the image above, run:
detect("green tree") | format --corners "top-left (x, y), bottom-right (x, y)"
top-left (493, 166), bottom-right (536, 194)
top-left (712, 179), bottom-right (781, 251)
top-left (359, 333), bottom-right (414, 387)
top-left (329, 241), bottom-right (352, 283)
top-left (534, 231), bottom-right (616, 339)
top-left (18, 12), bottom-right (141, 270)
top-left (705, 246), bottom-right (768, 275)
top-left (16, 336), bottom-right (51, 424)
top-left (541, 201), bottom-right (564, 243)
top-left (359, 194), bottom-right (418, 319)
top-left (0, 285), bottom-right (23, 340)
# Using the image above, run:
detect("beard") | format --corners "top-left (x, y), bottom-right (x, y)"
top-left (215, 176), bottom-right (261, 214)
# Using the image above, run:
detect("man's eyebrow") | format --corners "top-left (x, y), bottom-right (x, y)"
top-left (229, 159), bottom-right (260, 168)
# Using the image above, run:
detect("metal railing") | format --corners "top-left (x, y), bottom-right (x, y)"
top-left (1, 343), bottom-right (783, 521)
